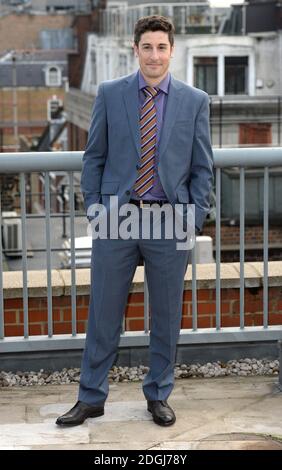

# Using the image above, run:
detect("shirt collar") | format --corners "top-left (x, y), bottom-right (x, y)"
top-left (138, 69), bottom-right (170, 94)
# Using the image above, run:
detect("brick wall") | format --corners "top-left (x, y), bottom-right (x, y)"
top-left (0, 87), bottom-right (65, 150)
top-left (0, 13), bottom-right (73, 52)
top-left (3, 280), bottom-right (282, 337)
top-left (0, 88), bottom-right (65, 122)
top-left (204, 225), bottom-right (282, 246)
top-left (203, 224), bottom-right (282, 262)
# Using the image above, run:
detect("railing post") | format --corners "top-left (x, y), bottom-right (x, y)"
top-left (263, 167), bottom-right (269, 328)
top-left (69, 171), bottom-right (77, 337)
top-left (239, 167), bottom-right (245, 329)
top-left (0, 190), bottom-right (4, 339)
top-left (215, 167), bottom-right (221, 330)
top-left (278, 340), bottom-right (282, 391)
top-left (191, 245), bottom-right (197, 331)
top-left (144, 267), bottom-right (150, 334)
top-left (44, 172), bottom-right (53, 337)
top-left (20, 172), bottom-right (29, 338)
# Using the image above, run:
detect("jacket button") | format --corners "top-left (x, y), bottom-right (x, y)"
top-left (125, 190), bottom-right (130, 195)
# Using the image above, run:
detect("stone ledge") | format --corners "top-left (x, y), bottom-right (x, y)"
top-left (2, 261), bottom-right (282, 298)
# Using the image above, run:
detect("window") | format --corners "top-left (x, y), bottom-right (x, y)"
top-left (225, 56), bottom-right (248, 95)
top-left (104, 52), bottom-right (110, 80)
top-left (91, 50), bottom-right (97, 85)
top-left (119, 53), bottom-right (128, 76)
top-left (46, 66), bottom-right (61, 87)
top-left (239, 123), bottom-right (272, 146)
top-left (194, 57), bottom-right (217, 95)
top-left (47, 96), bottom-right (62, 121)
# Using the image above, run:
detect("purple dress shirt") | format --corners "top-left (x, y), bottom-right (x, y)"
top-left (131, 70), bottom-right (170, 200)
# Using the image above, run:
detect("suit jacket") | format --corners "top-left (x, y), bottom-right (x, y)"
top-left (81, 71), bottom-right (214, 231)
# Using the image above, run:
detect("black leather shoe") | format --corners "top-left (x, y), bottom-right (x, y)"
top-left (56, 401), bottom-right (104, 426)
top-left (147, 400), bottom-right (176, 426)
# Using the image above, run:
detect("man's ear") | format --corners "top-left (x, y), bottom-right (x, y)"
top-left (133, 43), bottom-right (139, 58)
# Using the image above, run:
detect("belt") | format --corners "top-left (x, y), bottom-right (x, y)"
top-left (129, 199), bottom-right (169, 208)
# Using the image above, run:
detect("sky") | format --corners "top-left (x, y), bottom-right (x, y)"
top-left (210, 0), bottom-right (243, 7)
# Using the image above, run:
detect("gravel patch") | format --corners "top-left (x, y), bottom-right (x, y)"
top-left (0, 358), bottom-right (279, 387)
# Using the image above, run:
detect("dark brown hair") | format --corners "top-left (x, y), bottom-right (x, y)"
top-left (134, 15), bottom-right (175, 47)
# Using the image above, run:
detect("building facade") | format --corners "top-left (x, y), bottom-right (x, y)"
top-left (0, 50), bottom-right (68, 152)
top-left (65, 1), bottom-right (282, 260)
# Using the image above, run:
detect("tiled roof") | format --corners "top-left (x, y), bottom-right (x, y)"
top-left (0, 50), bottom-right (68, 86)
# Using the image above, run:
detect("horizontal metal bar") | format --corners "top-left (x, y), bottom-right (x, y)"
top-left (214, 147), bottom-right (282, 168)
top-left (0, 151), bottom-right (83, 173)
top-left (209, 96), bottom-right (282, 103)
top-left (1, 213), bottom-right (85, 220)
top-left (2, 247), bottom-right (81, 254)
top-left (1, 148), bottom-right (282, 173)
top-left (1, 326), bottom-right (282, 353)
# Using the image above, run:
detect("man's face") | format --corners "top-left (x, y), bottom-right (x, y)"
top-left (134, 30), bottom-right (174, 83)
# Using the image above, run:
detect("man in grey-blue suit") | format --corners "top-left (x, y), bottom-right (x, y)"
top-left (56, 15), bottom-right (213, 427)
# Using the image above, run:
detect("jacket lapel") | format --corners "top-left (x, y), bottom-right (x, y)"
top-left (123, 72), bottom-right (141, 160)
top-left (122, 72), bottom-right (183, 161)
top-left (158, 76), bottom-right (182, 159)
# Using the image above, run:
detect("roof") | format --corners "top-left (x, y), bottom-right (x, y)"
top-left (0, 49), bottom-right (68, 87)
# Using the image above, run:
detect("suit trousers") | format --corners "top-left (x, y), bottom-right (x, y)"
top-left (78, 208), bottom-right (189, 405)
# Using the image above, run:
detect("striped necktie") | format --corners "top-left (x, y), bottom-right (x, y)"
top-left (134, 86), bottom-right (159, 197)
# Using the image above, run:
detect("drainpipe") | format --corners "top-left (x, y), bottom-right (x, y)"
top-left (12, 53), bottom-right (19, 152)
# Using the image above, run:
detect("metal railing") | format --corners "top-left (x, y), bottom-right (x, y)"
top-left (99, 3), bottom-right (226, 37)
top-left (0, 148), bottom-right (282, 354)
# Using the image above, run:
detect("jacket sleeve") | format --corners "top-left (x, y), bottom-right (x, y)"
top-left (80, 83), bottom-right (107, 219)
top-left (189, 93), bottom-right (214, 231)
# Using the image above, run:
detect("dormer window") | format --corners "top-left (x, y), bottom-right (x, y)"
top-left (45, 66), bottom-right (62, 87)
